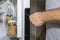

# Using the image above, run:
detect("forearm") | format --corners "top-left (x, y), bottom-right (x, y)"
top-left (42, 8), bottom-right (60, 23)
top-left (29, 8), bottom-right (60, 26)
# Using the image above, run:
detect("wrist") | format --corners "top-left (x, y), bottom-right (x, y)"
top-left (40, 12), bottom-right (48, 23)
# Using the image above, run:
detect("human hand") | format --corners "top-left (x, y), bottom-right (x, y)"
top-left (29, 12), bottom-right (44, 27)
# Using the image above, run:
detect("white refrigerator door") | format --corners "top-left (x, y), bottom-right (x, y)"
top-left (17, 0), bottom-right (30, 40)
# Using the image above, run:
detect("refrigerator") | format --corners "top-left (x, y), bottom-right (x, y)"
top-left (0, 0), bottom-right (19, 40)
top-left (0, 0), bottom-right (30, 40)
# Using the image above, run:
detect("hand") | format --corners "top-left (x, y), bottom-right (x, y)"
top-left (29, 12), bottom-right (44, 27)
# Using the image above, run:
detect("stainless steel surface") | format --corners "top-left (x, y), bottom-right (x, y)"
top-left (30, 0), bottom-right (46, 40)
